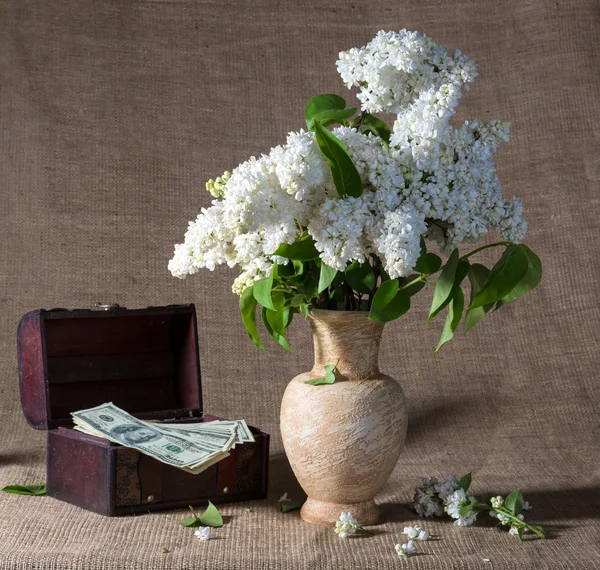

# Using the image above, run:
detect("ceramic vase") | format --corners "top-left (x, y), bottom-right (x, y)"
top-left (280, 309), bottom-right (408, 526)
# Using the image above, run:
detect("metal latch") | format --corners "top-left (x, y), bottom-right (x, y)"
top-left (94, 303), bottom-right (122, 311)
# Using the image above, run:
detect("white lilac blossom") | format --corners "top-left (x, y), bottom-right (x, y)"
top-left (413, 476), bottom-right (476, 526)
top-left (194, 527), bottom-right (213, 541)
top-left (444, 489), bottom-right (477, 527)
top-left (490, 496), bottom-right (504, 509)
top-left (336, 30), bottom-right (477, 116)
top-left (403, 526), bottom-right (430, 541)
top-left (434, 476), bottom-right (461, 502)
top-left (412, 477), bottom-right (446, 518)
top-left (170, 30), bottom-right (527, 290)
top-left (395, 540), bottom-right (417, 558)
top-left (334, 512), bottom-right (361, 538)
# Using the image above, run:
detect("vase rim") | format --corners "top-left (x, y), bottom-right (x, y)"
top-left (308, 309), bottom-right (384, 327)
top-left (310, 308), bottom-right (370, 316)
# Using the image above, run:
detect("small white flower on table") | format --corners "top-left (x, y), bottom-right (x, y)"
top-left (395, 540), bottom-right (417, 558)
top-left (522, 500), bottom-right (532, 511)
top-left (278, 493), bottom-right (289, 502)
top-left (417, 529), bottom-right (430, 541)
top-left (402, 526), bottom-right (430, 541)
top-left (194, 527), bottom-right (213, 541)
top-left (334, 512), bottom-right (360, 538)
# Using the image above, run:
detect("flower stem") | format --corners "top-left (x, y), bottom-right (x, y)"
top-left (477, 503), bottom-right (546, 539)
top-left (397, 275), bottom-right (428, 291)
top-left (460, 242), bottom-right (511, 260)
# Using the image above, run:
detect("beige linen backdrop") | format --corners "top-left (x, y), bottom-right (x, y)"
top-left (1, 1), bottom-right (599, 569)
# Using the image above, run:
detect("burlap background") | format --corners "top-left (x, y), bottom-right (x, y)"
top-left (1, 0), bottom-right (598, 568)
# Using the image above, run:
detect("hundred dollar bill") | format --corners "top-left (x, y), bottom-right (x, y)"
top-left (158, 423), bottom-right (237, 451)
top-left (183, 450), bottom-right (230, 474)
top-left (71, 403), bottom-right (224, 470)
top-left (158, 421), bottom-right (250, 445)
top-left (180, 420), bottom-right (255, 444)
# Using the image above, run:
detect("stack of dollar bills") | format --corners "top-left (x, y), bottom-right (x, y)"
top-left (71, 402), bottom-right (254, 475)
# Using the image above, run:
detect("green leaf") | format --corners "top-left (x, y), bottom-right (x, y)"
top-left (265, 305), bottom-right (286, 337)
top-left (276, 497), bottom-right (305, 513)
top-left (292, 260), bottom-right (305, 276)
top-left (280, 261), bottom-right (306, 286)
top-left (504, 488), bottom-right (523, 516)
top-left (180, 501), bottom-right (223, 528)
top-left (261, 307), bottom-right (291, 351)
top-left (240, 287), bottom-right (263, 350)
top-left (290, 294), bottom-right (304, 308)
top-left (1, 483), bottom-right (46, 496)
top-left (369, 278), bottom-right (398, 314)
top-left (179, 516), bottom-right (199, 527)
top-left (496, 244), bottom-right (543, 307)
top-left (428, 251), bottom-right (469, 322)
top-left (459, 473), bottom-right (472, 492)
top-left (359, 113), bottom-right (391, 146)
top-left (274, 235), bottom-right (320, 261)
top-left (345, 261), bottom-right (375, 294)
top-left (428, 249), bottom-right (458, 321)
top-left (368, 279), bottom-right (411, 322)
top-left (435, 287), bottom-right (464, 351)
top-left (253, 267), bottom-right (276, 310)
top-left (414, 253), bottom-right (442, 275)
top-left (298, 303), bottom-right (311, 319)
top-left (318, 263), bottom-right (338, 294)
top-left (302, 276), bottom-right (319, 298)
top-left (284, 307), bottom-right (294, 328)
top-left (310, 108), bottom-right (357, 130)
top-left (464, 264), bottom-right (493, 333)
top-left (313, 120), bottom-right (363, 198)
top-left (470, 246), bottom-right (529, 309)
top-left (305, 363), bottom-right (338, 385)
top-left (198, 500), bottom-right (224, 527)
top-left (277, 260), bottom-right (303, 278)
top-left (180, 506), bottom-right (201, 527)
top-left (305, 94), bottom-right (347, 130)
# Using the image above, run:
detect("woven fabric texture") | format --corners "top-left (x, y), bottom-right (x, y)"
top-left (1, 0), bottom-right (599, 568)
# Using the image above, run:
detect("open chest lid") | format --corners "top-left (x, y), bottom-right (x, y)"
top-left (17, 304), bottom-right (203, 430)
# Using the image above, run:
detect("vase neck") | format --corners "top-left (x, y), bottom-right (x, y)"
top-left (309, 310), bottom-right (385, 381)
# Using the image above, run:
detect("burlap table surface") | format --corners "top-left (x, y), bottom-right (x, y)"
top-left (1, 0), bottom-right (599, 568)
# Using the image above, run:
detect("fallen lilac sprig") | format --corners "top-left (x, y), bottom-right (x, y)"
top-left (395, 540), bottom-right (417, 558)
top-left (412, 474), bottom-right (545, 540)
top-left (403, 525), bottom-right (430, 541)
top-left (334, 512), bottom-right (374, 538)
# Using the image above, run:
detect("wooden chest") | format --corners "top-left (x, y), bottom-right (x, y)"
top-left (17, 304), bottom-right (269, 515)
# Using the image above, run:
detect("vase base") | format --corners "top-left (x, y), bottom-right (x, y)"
top-left (300, 498), bottom-right (379, 527)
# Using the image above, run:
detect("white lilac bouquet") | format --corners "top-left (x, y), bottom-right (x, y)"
top-left (169, 30), bottom-right (542, 351)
